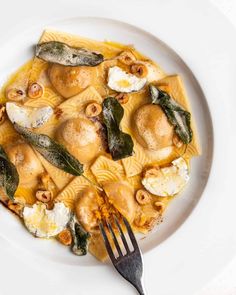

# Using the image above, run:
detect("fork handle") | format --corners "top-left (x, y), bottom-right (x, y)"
top-left (134, 280), bottom-right (146, 295)
top-left (137, 289), bottom-right (145, 295)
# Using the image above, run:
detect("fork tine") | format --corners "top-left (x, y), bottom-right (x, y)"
top-left (106, 219), bottom-right (123, 257)
top-left (122, 217), bottom-right (139, 251)
top-left (99, 222), bottom-right (116, 263)
top-left (113, 215), bottom-right (130, 254)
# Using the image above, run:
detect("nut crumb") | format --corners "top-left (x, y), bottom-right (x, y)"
top-left (115, 93), bottom-right (129, 104)
top-left (36, 190), bottom-right (52, 203)
top-left (57, 229), bottom-right (72, 246)
top-left (130, 63), bottom-right (148, 78)
top-left (54, 107), bottom-right (63, 119)
top-left (143, 166), bottom-right (160, 178)
top-left (135, 189), bottom-right (151, 205)
top-left (118, 51), bottom-right (136, 65)
top-left (27, 83), bottom-right (44, 99)
top-left (154, 201), bottom-right (165, 213)
top-left (85, 102), bottom-right (102, 118)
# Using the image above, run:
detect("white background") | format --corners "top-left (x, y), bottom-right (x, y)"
top-left (198, 2), bottom-right (236, 294)
top-left (0, 0), bottom-right (235, 294)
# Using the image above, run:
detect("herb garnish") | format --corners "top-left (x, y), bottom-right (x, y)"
top-left (69, 215), bottom-right (90, 256)
top-left (102, 97), bottom-right (134, 160)
top-left (149, 84), bottom-right (192, 144)
top-left (0, 145), bottom-right (19, 200)
top-left (36, 41), bottom-right (104, 67)
top-left (14, 124), bottom-right (83, 176)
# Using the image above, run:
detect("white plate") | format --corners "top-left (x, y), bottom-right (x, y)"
top-left (0, 1), bottom-right (235, 295)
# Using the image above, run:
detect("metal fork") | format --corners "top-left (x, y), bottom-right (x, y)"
top-left (99, 215), bottom-right (146, 295)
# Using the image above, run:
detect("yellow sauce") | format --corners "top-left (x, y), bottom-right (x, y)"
top-left (0, 60), bottom-right (33, 104)
top-left (0, 29), bottom-right (200, 261)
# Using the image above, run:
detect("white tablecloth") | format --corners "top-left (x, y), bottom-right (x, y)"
top-left (197, 2), bottom-right (236, 294)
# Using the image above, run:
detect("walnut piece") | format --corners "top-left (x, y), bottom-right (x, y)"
top-left (154, 201), bottom-right (165, 213)
top-left (27, 83), bottom-right (44, 99)
top-left (130, 63), bottom-right (148, 78)
top-left (36, 190), bottom-right (52, 203)
top-left (85, 102), bottom-right (102, 118)
top-left (57, 229), bottom-right (72, 246)
top-left (135, 189), bottom-right (151, 205)
top-left (118, 51), bottom-right (136, 65)
top-left (115, 93), bottom-right (129, 104)
top-left (143, 166), bottom-right (160, 178)
top-left (54, 107), bottom-right (63, 119)
top-left (6, 88), bottom-right (25, 101)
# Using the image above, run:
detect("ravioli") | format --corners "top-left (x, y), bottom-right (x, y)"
top-left (29, 30), bottom-right (122, 99)
top-left (0, 29), bottom-right (200, 262)
top-left (28, 86), bottom-right (105, 192)
top-left (0, 131), bottom-right (58, 205)
top-left (0, 120), bottom-right (53, 206)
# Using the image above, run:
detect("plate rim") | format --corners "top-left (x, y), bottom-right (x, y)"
top-left (0, 15), bottom-right (214, 257)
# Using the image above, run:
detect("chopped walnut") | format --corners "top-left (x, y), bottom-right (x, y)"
top-left (36, 190), bottom-right (52, 203)
top-left (130, 63), bottom-right (148, 78)
top-left (27, 82), bottom-right (44, 99)
top-left (118, 51), bottom-right (136, 65)
top-left (57, 229), bottom-right (72, 246)
top-left (143, 166), bottom-right (160, 178)
top-left (154, 201), bottom-right (165, 213)
top-left (38, 172), bottom-right (56, 197)
top-left (85, 102), bottom-right (102, 118)
top-left (135, 189), bottom-right (152, 205)
top-left (6, 88), bottom-right (25, 101)
top-left (54, 107), bottom-right (63, 119)
top-left (115, 93), bottom-right (129, 104)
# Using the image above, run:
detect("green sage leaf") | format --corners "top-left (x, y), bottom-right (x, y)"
top-left (36, 41), bottom-right (104, 67)
top-left (14, 124), bottom-right (83, 176)
top-left (0, 145), bottom-right (19, 200)
top-left (102, 97), bottom-right (134, 161)
top-left (69, 215), bottom-right (90, 256)
top-left (149, 84), bottom-right (193, 144)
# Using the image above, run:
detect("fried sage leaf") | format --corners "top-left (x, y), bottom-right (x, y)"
top-left (69, 215), bottom-right (90, 256)
top-left (149, 84), bottom-right (193, 144)
top-left (14, 124), bottom-right (83, 176)
top-left (0, 145), bottom-right (19, 200)
top-left (36, 41), bottom-right (104, 67)
top-left (102, 97), bottom-right (134, 161)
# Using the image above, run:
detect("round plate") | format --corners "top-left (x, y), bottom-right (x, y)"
top-left (0, 16), bottom-right (213, 264)
top-left (0, 1), bottom-right (235, 295)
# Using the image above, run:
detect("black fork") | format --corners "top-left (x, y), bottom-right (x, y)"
top-left (99, 215), bottom-right (146, 295)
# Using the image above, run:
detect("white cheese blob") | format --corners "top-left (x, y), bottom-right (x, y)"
top-left (107, 66), bottom-right (146, 93)
top-left (6, 102), bottom-right (53, 128)
top-left (142, 157), bottom-right (189, 197)
top-left (23, 202), bottom-right (71, 238)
